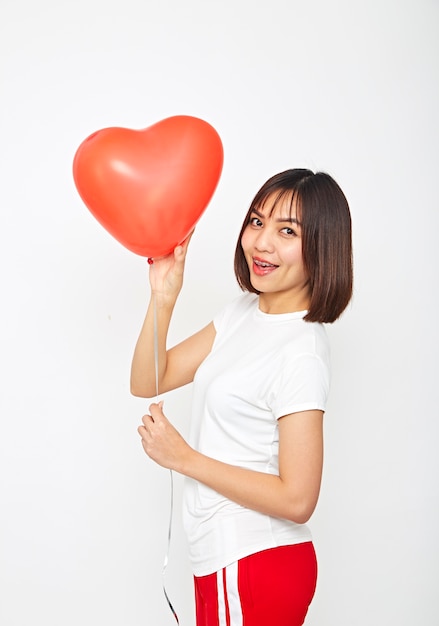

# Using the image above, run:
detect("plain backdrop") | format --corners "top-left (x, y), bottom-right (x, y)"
top-left (1, 0), bottom-right (438, 624)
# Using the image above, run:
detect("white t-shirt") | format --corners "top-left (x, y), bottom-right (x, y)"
top-left (183, 293), bottom-right (331, 576)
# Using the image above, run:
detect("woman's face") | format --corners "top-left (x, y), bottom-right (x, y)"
top-left (240, 193), bottom-right (310, 313)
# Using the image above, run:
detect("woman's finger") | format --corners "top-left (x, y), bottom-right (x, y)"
top-left (142, 412), bottom-right (155, 426)
top-left (148, 402), bottom-right (164, 420)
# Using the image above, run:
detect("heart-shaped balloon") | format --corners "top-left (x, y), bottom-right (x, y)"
top-left (73, 115), bottom-right (223, 258)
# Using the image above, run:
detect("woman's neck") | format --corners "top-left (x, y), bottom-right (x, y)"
top-left (257, 288), bottom-right (310, 315)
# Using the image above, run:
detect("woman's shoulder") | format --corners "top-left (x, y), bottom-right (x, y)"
top-left (213, 292), bottom-right (257, 333)
top-left (215, 292), bottom-right (257, 321)
top-left (292, 319), bottom-right (330, 365)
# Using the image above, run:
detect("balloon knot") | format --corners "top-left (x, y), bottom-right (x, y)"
top-left (147, 257), bottom-right (154, 265)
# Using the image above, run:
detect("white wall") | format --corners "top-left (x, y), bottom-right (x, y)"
top-left (1, 0), bottom-right (438, 624)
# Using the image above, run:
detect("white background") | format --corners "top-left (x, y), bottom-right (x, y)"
top-left (1, 0), bottom-right (438, 624)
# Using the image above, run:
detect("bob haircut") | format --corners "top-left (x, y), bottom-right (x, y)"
top-left (234, 169), bottom-right (353, 324)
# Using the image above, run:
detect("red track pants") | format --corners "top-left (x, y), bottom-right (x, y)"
top-left (194, 542), bottom-right (317, 626)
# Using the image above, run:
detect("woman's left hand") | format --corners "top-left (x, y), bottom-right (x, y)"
top-left (138, 402), bottom-right (193, 472)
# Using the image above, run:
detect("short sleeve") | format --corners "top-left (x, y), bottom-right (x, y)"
top-left (269, 352), bottom-right (330, 419)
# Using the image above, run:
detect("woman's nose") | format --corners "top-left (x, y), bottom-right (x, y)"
top-left (254, 228), bottom-right (274, 252)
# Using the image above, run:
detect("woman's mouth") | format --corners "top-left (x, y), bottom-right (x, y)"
top-left (252, 257), bottom-right (278, 276)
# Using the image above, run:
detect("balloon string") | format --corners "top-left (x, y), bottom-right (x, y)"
top-left (163, 471), bottom-right (179, 624)
top-left (151, 261), bottom-right (180, 625)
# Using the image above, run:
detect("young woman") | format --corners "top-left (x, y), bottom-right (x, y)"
top-left (131, 169), bottom-right (353, 626)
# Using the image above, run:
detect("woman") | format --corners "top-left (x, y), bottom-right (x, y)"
top-left (131, 168), bottom-right (353, 626)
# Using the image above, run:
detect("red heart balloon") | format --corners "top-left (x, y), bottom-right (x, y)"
top-left (73, 115), bottom-right (223, 258)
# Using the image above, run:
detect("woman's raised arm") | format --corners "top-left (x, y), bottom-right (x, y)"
top-left (130, 237), bottom-right (216, 397)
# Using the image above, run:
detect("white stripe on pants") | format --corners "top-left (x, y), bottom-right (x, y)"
top-left (216, 561), bottom-right (243, 626)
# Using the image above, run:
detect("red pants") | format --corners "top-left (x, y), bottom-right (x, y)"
top-left (194, 542), bottom-right (317, 626)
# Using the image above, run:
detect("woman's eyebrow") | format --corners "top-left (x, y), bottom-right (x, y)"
top-left (276, 216), bottom-right (301, 226)
top-left (252, 207), bottom-right (302, 226)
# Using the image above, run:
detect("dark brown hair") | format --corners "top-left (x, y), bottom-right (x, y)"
top-left (234, 169), bottom-right (353, 323)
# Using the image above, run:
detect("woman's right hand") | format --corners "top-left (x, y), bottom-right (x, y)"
top-left (131, 229), bottom-right (215, 397)
top-left (148, 233), bottom-right (192, 305)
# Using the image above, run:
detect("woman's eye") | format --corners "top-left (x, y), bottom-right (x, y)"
top-left (250, 217), bottom-right (263, 227)
top-left (281, 227), bottom-right (296, 236)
